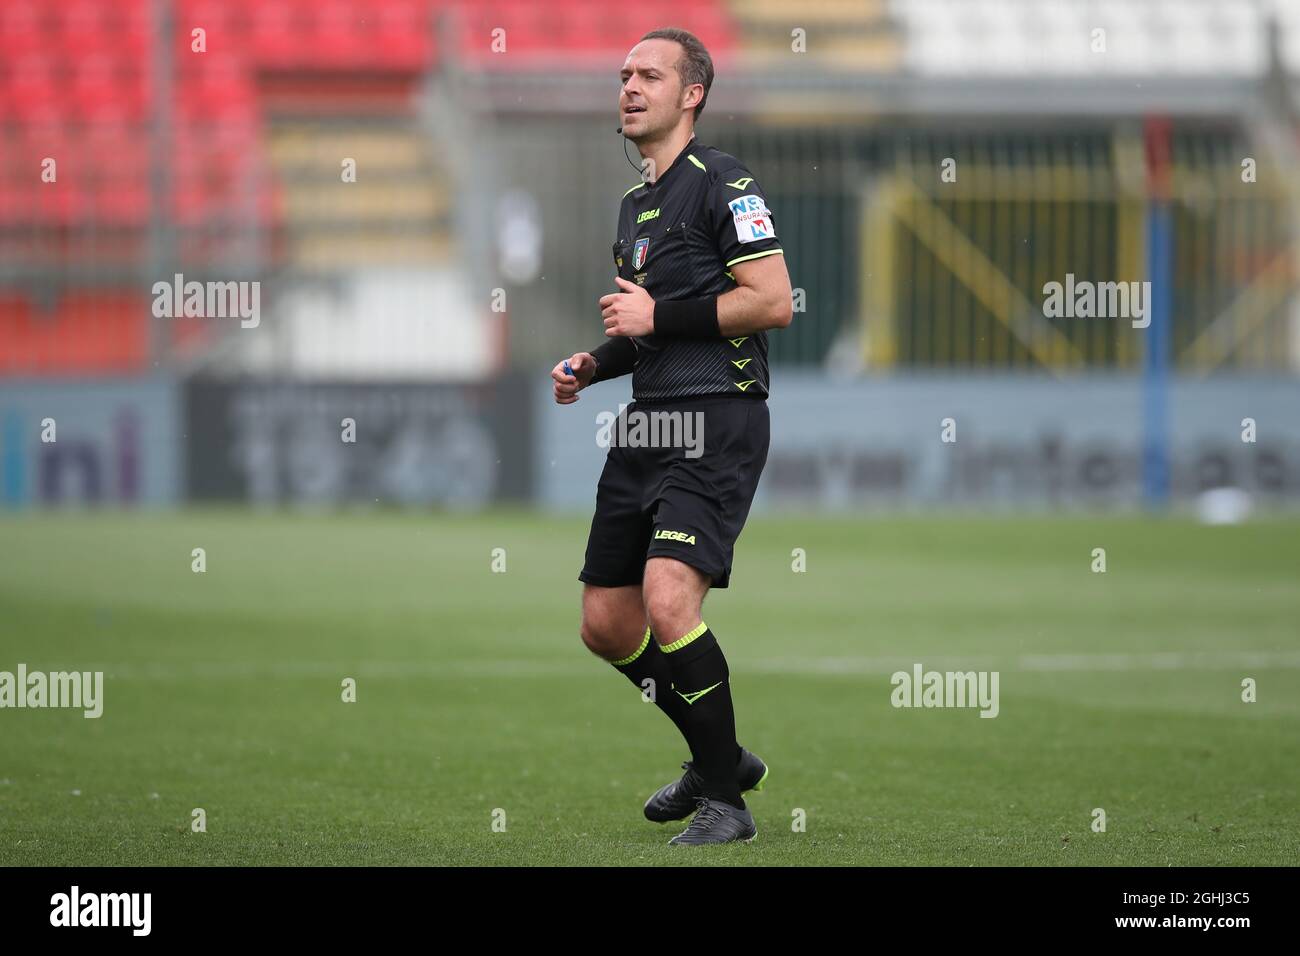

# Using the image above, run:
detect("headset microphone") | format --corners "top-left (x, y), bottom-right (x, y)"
top-left (619, 127), bottom-right (644, 174)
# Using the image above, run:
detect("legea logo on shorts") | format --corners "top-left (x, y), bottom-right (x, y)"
top-left (654, 529), bottom-right (696, 545)
top-left (595, 403), bottom-right (704, 458)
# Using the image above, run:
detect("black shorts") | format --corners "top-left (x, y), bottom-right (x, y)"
top-left (578, 395), bottom-right (770, 590)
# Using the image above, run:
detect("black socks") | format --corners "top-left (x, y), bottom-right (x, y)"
top-left (659, 624), bottom-right (744, 809)
top-left (612, 627), bottom-right (697, 762)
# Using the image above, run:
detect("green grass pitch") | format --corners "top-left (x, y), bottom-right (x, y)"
top-left (1, 510), bottom-right (1297, 866)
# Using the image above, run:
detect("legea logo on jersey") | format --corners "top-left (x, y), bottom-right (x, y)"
top-left (728, 194), bottom-right (774, 243)
top-left (633, 237), bottom-right (650, 270)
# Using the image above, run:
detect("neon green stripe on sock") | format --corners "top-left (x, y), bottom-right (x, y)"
top-left (660, 621), bottom-right (708, 654)
top-left (611, 628), bottom-right (651, 666)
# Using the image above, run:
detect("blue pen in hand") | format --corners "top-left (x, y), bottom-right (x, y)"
top-left (563, 360), bottom-right (573, 377)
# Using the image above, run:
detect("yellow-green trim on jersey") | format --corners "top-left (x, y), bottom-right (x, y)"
top-left (725, 249), bottom-right (784, 268)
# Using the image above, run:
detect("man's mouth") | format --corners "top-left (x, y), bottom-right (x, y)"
top-left (623, 105), bottom-right (646, 115)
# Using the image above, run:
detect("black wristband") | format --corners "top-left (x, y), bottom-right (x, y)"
top-left (589, 337), bottom-right (638, 384)
top-left (653, 297), bottom-right (720, 338)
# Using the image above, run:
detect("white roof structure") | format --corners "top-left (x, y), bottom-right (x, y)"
top-left (891, 0), bottom-right (1295, 77)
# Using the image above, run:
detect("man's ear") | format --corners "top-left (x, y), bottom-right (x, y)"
top-left (681, 83), bottom-right (703, 112)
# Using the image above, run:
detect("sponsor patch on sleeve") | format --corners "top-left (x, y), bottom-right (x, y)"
top-left (727, 194), bottom-right (775, 243)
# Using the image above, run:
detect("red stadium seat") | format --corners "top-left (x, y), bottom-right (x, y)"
top-left (0, 2), bottom-right (47, 58)
top-left (6, 53), bottom-right (58, 124)
top-left (308, 0), bottom-right (368, 69)
top-left (249, 2), bottom-right (302, 68)
top-left (93, 183), bottom-right (150, 228)
top-left (69, 55), bottom-right (126, 121)
top-left (178, 58), bottom-right (255, 119)
top-left (446, 0), bottom-right (736, 69)
top-left (179, 0), bottom-right (237, 50)
top-left (377, 0), bottom-right (434, 69)
top-left (0, 292), bottom-right (150, 376)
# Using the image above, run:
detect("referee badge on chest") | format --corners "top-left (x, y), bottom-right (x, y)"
top-left (633, 237), bottom-right (650, 270)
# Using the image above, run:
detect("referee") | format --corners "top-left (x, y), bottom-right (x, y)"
top-left (551, 28), bottom-right (792, 845)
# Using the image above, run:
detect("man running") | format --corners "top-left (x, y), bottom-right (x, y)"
top-left (551, 27), bottom-right (792, 845)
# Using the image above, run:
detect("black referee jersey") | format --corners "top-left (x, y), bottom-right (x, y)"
top-left (608, 136), bottom-right (784, 402)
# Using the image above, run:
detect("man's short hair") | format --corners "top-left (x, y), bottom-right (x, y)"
top-left (640, 27), bottom-right (714, 120)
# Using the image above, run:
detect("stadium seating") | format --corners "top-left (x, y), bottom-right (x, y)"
top-left (728, 0), bottom-right (901, 72)
top-left (34, 0), bottom-right (1256, 375)
top-left (447, 0), bottom-right (734, 68)
top-left (0, 0), bottom-right (739, 234)
top-left (0, 291), bottom-right (150, 375)
top-left (267, 120), bottom-right (455, 272)
top-left (0, 0), bottom-right (764, 377)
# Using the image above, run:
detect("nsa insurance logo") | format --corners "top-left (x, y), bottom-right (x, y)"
top-left (728, 194), bottom-right (774, 242)
top-left (596, 404), bottom-right (705, 459)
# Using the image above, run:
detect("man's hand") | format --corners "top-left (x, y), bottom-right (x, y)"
top-left (599, 276), bottom-right (655, 338)
top-left (552, 352), bottom-right (596, 405)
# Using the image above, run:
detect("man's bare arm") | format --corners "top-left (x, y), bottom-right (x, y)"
top-left (716, 253), bottom-right (793, 335)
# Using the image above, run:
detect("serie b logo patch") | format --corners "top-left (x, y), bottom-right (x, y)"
top-left (633, 237), bottom-right (650, 270)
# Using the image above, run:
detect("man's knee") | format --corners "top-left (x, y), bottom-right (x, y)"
top-left (579, 585), bottom-right (644, 659)
top-left (579, 613), bottom-right (626, 657)
top-left (643, 559), bottom-right (708, 644)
